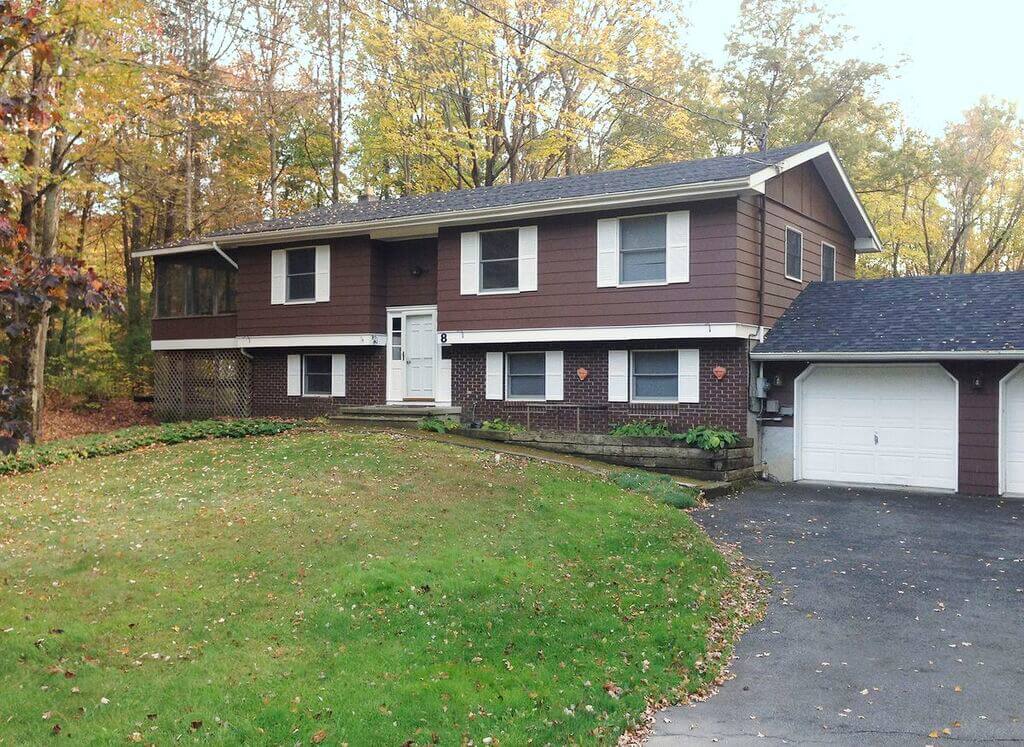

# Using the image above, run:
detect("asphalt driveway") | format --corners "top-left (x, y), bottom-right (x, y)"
top-left (649, 483), bottom-right (1024, 745)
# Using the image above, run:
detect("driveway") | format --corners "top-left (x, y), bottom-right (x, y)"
top-left (649, 483), bottom-right (1024, 745)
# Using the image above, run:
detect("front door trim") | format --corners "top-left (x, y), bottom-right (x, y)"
top-left (386, 305), bottom-right (439, 404)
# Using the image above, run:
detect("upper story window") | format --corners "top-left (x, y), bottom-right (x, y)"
top-left (287, 248), bottom-right (316, 301)
top-left (597, 211), bottom-right (689, 288)
top-left (271, 245), bottom-right (330, 304)
top-left (155, 260), bottom-right (236, 318)
top-left (785, 227), bottom-right (803, 282)
top-left (821, 242), bottom-right (836, 282)
top-left (480, 229), bottom-right (520, 291)
top-left (619, 214), bottom-right (667, 284)
top-left (460, 226), bottom-right (538, 295)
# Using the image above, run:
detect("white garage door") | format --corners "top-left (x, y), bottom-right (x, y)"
top-left (1002, 365), bottom-right (1024, 496)
top-left (796, 364), bottom-right (958, 491)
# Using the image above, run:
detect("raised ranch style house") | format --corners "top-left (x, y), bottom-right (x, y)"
top-left (138, 141), bottom-right (1024, 497)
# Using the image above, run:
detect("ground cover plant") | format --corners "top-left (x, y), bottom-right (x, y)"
top-left (611, 470), bottom-right (700, 509)
top-left (0, 428), bottom-right (754, 744)
top-left (609, 421), bottom-right (740, 451)
top-left (0, 419), bottom-right (296, 476)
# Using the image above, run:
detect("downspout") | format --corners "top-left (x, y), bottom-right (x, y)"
top-left (212, 241), bottom-right (238, 270)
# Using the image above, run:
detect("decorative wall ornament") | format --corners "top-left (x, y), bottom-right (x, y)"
top-left (577, 367), bottom-right (589, 381)
top-left (712, 365), bottom-right (727, 380)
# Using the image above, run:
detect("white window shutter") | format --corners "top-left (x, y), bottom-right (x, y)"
top-left (596, 218), bottom-right (619, 287)
top-left (485, 352), bottom-right (503, 400)
top-left (666, 211), bottom-right (690, 283)
top-left (545, 350), bottom-right (563, 401)
top-left (678, 349), bottom-right (700, 403)
top-left (518, 226), bottom-right (538, 292)
top-left (461, 232), bottom-right (480, 295)
top-left (315, 245), bottom-right (331, 302)
top-left (331, 353), bottom-right (346, 397)
top-left (608, 350), bottom-right (628, 402)
top-left (287, 354), bottom-right (301, 396)
top-left (271, 250), bottom-right (286, 304)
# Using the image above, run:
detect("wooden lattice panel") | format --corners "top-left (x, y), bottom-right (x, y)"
top-left (154, 350), bottom-right (251, 420)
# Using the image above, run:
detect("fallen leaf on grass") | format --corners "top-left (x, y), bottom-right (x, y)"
top-left (311, 729), bottom-right (328, 744)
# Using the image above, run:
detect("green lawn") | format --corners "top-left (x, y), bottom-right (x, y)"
top-left (0, 428), bottom-right (753, 744)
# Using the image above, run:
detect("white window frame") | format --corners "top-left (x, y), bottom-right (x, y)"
top-left (617, 212), bottom-right (669, 287)
top-left (302, 353), bottom-right (333, 397)
top-left (629, 349), bottom-right (679, 403)
top-left (478, 227), bottom-right (522, 295)
top-left (273, 245), bottom-right (330, 305)
top-left (821, 242), bottom-right (836, 282)
top-left (505, 351), bottom-right (548, 401)
top-left (784, 227), bottom-right (804, 283)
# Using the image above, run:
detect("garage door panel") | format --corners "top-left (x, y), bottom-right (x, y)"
top-left (1003, 367), bottom-right (1024, 495)
top-left (799, 365), bottom-right (957, 491)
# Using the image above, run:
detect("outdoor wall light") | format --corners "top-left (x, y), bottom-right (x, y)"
top-left (410, 265), bottom-right (424, 277)
top-left (972, 374), bottom-right (984, 391)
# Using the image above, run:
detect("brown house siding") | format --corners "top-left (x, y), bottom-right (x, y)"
top-left (451, 339), bottom-right (750, 434)
top-left (233, 235), bottom-right (386, 337)
top-left (381, 238), bottom-right (438, 308)
top-left (737, 163), bottom-right (856, 326)
top-left (436, 199), bottom-right (746, 331)
top-left (250, 347), bottom-right (386, 416)
top-left (761, 360), bottom-right (1012, 496)
top-left (152, 314), bottom-right (237, 340)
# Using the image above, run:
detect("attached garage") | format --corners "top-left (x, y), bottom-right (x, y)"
top-left (1002, 365), bottom-right (1024, 497)
top-left (752, 272), bottom-right (1024, 497)
top-left (796, 364), bottom-right (958, 491)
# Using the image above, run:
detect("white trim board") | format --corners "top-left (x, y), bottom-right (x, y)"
top-left (752, 350), bottom-right (1024, 361)
top-left (440, 323), bottom-right (767, 345)
top-left (133, 143), bottom-right (882, 257)
top-left (152, 333), bottom-right (386, 351)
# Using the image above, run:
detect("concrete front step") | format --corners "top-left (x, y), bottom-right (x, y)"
top-left (328, 405), bottom-right (461, 429)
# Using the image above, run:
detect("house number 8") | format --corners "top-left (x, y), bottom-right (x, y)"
top-left (440, 333), bottom-right (447, 343)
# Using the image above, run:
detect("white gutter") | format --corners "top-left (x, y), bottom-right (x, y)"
top-left (750, 350), bottom-right (1024, 361)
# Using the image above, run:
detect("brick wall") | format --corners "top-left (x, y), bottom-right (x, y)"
top-left (450, 339), bottom-right (751, 434)
top-left (250, 347), bottom-right (386, 417)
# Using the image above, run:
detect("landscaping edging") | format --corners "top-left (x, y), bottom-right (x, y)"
top-left (457, 428), bottom-right (756, 482)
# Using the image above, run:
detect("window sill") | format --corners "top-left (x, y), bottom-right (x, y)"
top-left (614, 280), bottom-right (675, 288)
top-left (629, 399), bottom-right (682, 405)
top-left (506, 397), bottom-right (547, 402)
top-left (784, 274), bottom-right (804, 284)
top-left (299, 393), bottom-right (334, 398)
top-left (477, 288), bottom-right (525, 296)
top-left (283, 298), bottom-right (322, 305)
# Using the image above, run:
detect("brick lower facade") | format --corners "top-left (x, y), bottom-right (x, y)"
top-left (450, 339), bottom-right (751, 435)
top-left (250, 347), bottom-right (386, 417)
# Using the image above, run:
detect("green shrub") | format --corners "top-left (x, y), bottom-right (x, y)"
top-left (609, 419), bottom-right (674, 438)
top-left (611, 470), bottom-right (698, 509)
top-left (0, 419), bottom-right (297, 477)
top-left (418, 416), bottom-right (460, 434)
top-left (481, 417), bottom-right (524, 434)
top-left (680, 425), bottom-right (740, 451)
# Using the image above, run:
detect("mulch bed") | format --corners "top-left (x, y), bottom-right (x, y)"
top-left (41, 395), bottom-right (156, 442)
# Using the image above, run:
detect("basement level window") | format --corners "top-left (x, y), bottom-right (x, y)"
top-left (506, 352), bottom-right (545, 400)
top-left (303, 354), bottom-right (332, 396)
top-left (631, 350), bottom-right (678, 402)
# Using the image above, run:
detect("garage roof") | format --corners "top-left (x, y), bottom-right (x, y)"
top-left (752, 272), bottom-right (1024, 360)
top-left (136, 141), bottom-right (881, 256)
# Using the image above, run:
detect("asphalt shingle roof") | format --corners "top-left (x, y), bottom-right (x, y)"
top-left (203, 141), bottom-right (821, 240)
top-left (754, 272), bottom-right (1024, 355)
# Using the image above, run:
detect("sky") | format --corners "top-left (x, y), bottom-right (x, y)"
top-left (681, 0), bottom-right (1024, 136)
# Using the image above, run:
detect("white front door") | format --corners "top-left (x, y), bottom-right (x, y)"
top-left (404, 312), bottom-right (436, 400)
top-left (1002, 365), bottom-right (1024, 496)
top-left (796, 364), bottom-right (958, 491)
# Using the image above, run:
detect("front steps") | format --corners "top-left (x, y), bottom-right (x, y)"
top-left (328, 404), bottom-right (461, 429)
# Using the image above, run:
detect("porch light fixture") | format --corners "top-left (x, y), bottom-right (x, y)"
top-left (972, 374), bottom-right (984, 391)
top-left (410, 265), bottom-right (424, 277)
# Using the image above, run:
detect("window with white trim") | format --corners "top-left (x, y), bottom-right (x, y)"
top-left (619, 214), bottom-right (667, 284)
top-left (630, 350), bottom-right (678, 401)
top-left (480, 229), bottom-right (520, 291)
top-left (506, 352), bottom-right (546, 400)
top-left (460, 227), bottom-right (537, 295)
top-left (821, 242), bottom-right (836, 282)
top-left (303, 354), bottom-right (332, 396)
top-left (785, 228), bottom-right (803, 281)
top-left (287, 248), bottom-right (316, 301)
